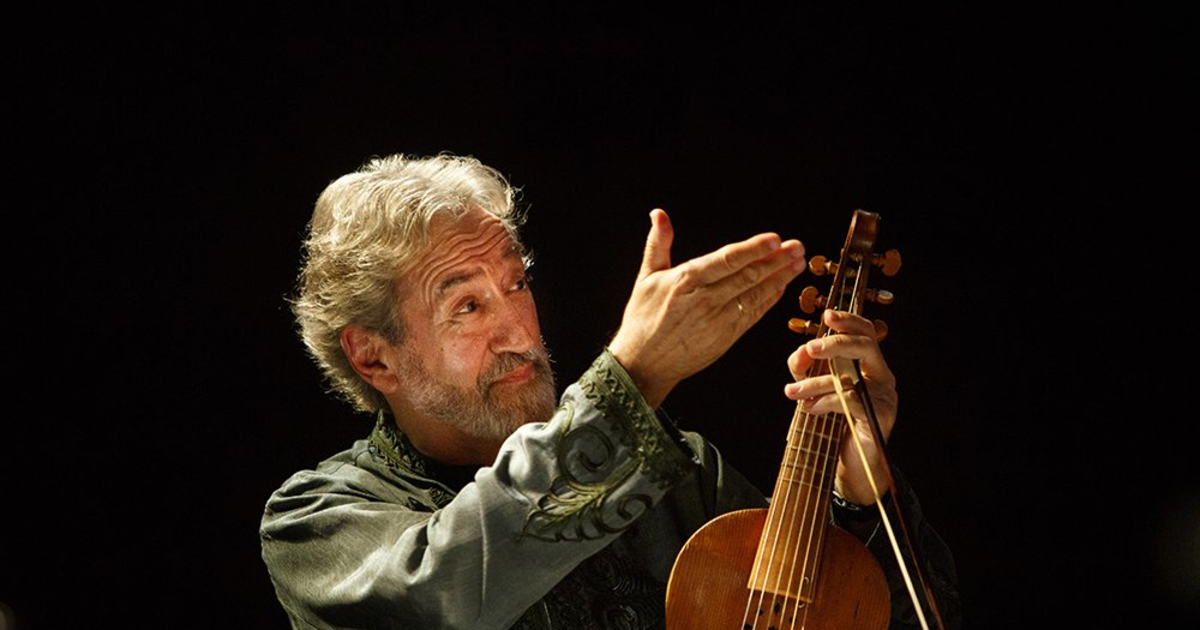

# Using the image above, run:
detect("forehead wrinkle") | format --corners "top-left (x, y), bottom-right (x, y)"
top-left (409, 216), bottom-right (518, 306)
top-left (435, 245), bottom-right (525, 297)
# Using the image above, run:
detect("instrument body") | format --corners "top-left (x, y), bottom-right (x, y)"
top-left (665, 508), bottom-right (889, 629)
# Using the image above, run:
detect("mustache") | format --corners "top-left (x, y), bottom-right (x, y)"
top-left (479, 346), bottom-right (553, 389)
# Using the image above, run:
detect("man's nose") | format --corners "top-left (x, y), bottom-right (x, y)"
top-left (489, 295), bottom-right (538, 353)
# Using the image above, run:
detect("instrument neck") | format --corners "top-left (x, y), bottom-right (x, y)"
top-left (748, 404), bottom-right (846, 602)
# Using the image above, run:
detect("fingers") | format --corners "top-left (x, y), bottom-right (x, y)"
top-left (685, 233), bottom-right (797, 286)
top-left (814, 311), bottom-right (895, 386)
top-left (637, 210), bottom-right (805, 303)
top-left (786, 344), bottom-right (811, 381)
top-left (678, 237), bottom-right (805, 323)
top-left (638, 211), bottom-right (805, 326)
top-left (784, 310), bottom-right (869, 382)
top-left (784, 369), bottom-right (859, 405)
top-left (730, 240), bottom-right (806, 316)
top-left (819, 309), bottom-right (877, 338)
top-left (638, 209), bottom-right (674, 280)
top-left (796, 384), bottom-right (866, 417)
top-left (783, 310), bottom-right (896, 399)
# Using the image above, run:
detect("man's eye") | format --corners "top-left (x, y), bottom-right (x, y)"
top-left (456, 300), bottom-right (478, 314)
top-left (514, 275), bottom-right (531, 291)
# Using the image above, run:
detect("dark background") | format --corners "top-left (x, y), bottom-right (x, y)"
top-left (5, 4), bottom-right (1194, 629)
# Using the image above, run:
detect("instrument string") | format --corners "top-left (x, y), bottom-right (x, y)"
top-left (788, 407), bottom-right (828, 629)
top-left (784, 269), bottom-right (853, 630)
top-left (741, 400), bottom-right (802, 628)
top-left (778, 408), bottom-right (806, 629)
top-left (790, 409), bottom-right (835, 630)
top-left (773, 402), bottom-right (817, 628)
top-left (777, 410), bottom-right (809, 629)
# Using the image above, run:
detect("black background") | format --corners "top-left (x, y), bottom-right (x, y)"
top-left (5, 4), bottom-right (1194, 629)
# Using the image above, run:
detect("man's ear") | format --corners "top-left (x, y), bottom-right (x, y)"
top-left (340, 325), bottom-right (401, 394)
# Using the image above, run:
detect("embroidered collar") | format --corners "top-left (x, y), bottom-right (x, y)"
top-left (368, 411), bottom-right (481, 492)
top-left (368, 410), bottom-right (430, 476)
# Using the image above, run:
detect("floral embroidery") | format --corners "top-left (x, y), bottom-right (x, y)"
top-left (522, 402), bottom-right (654, 542)
top-left (578, 351), bottom-right (693, 487)
top-left (368, 412), bottom-right (456, 509)
top-left (522, 351), bottom-right (693, 543)
top-left (368, 411), bottom-right (427, 476)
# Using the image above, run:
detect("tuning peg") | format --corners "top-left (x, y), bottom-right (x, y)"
top-left (808, 255), bottom-right (837, 277)
top-left (798, 286), bottom-right (824, 313)
top-left (788, 318), bottom-right (821, 336)
top-left (873, 249), bottom-right (902, 276)
top-left (865, 288), bottom-right (895, 306)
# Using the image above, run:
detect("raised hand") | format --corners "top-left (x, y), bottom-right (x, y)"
top-left (608, 208), bottom-right (806, 408)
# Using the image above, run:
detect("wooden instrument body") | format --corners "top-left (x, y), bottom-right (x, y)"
top-left (665, 508), bottom-right (889, 629)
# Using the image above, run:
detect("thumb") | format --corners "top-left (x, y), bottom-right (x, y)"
top-left (639, 208), bottom-right (674, 279)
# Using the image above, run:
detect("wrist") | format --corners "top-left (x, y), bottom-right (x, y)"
top-left (832, 488), bottom-right (889, 524)
top-left (605, 343), bottom-right (673, 408)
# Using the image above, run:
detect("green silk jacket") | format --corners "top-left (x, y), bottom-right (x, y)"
top-left (260, 351), bottom-right (959, 629)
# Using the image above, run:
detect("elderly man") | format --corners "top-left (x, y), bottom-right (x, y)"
top-left (260, 153), bottom-right (960, 629)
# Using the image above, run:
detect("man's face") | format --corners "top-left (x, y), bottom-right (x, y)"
top-left (392, 209), bottom-right (556, 442)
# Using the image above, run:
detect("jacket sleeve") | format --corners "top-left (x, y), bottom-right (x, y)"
top-left (259, 350), bottom-right (696, 630)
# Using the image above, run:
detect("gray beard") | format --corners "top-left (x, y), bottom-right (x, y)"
top-left (397, 343), bottom-right (558, 443)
